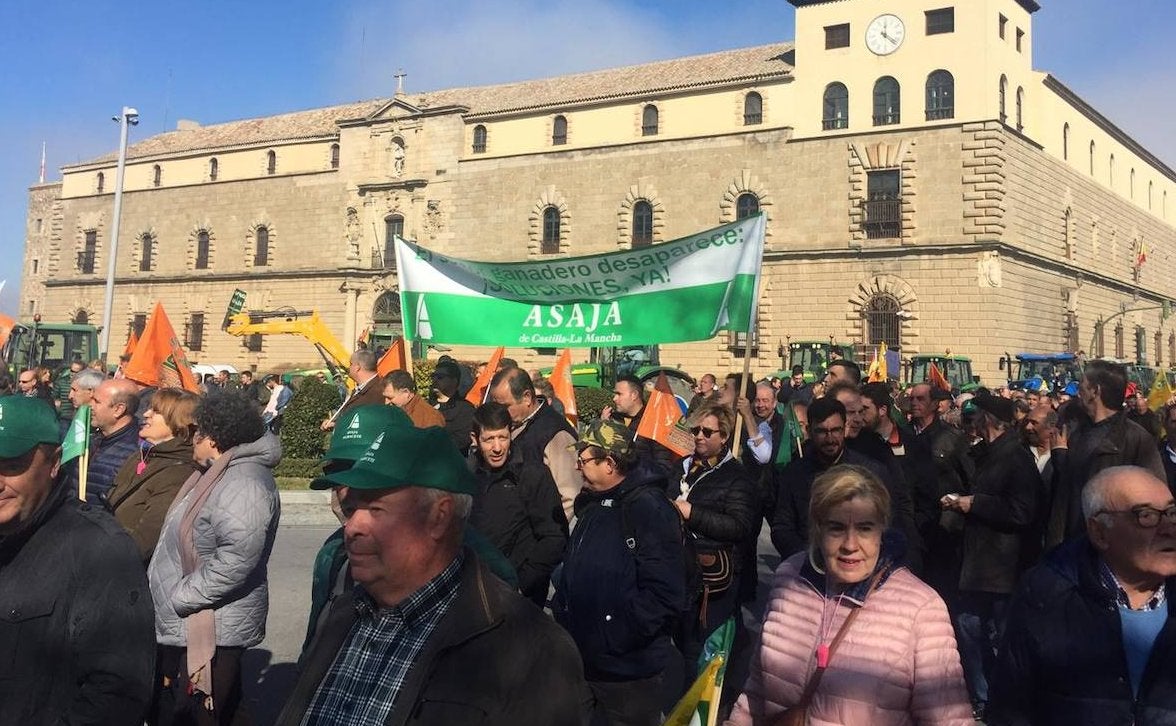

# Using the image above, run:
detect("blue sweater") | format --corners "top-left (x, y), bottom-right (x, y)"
top-left (1120, 601), bottom-right (1168, 696)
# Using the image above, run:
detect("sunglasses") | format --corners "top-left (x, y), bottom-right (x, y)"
top-left (689, 426), bottom-right (720, 438)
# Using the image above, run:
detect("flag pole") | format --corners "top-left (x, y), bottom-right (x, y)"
top-left (78, 446), bottom-right (90, 502)
top-left (732, 213), bottom-right (766, 463)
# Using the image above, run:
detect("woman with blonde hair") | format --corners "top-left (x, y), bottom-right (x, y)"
top-left (727, 465), bottom-right (971, 726)
top-left (108, 388), bottom-right (200, 564)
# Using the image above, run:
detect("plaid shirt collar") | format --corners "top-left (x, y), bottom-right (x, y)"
top-left (354, 551), bottom-right (465, 624)
top-left (1099, 560), bottom-right (1167, 612)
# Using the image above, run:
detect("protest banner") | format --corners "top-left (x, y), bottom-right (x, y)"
top-left (394, 216), bottom-right (765, 348)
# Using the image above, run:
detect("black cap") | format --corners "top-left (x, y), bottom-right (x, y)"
top-left (971, 393), bottom-right (1015, 424)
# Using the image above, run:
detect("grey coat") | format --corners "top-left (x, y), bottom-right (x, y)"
top-left (147, 434), bottom-right (282, 647)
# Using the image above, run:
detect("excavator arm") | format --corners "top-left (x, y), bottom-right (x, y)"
top-left (221, 289), bottom-right (356, 390)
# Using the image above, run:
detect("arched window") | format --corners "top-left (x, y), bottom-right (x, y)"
top-left (736, 193), bottom-right (760, 220)
top-left (1089, 140), bottom-right (1096, 176)
top-left (254, 226), bottom-right (269, 267)
top-left (822, 83), bottom-right (849, 130)
top-left (266, 150), bottom-right (276, 175)
top-left (743, 92), bottom-right (763, 125)
top-left (472, 125), bottom-right (487, 153)
top-left (140, 233), bottom-right (154, 272)
top-left (209, 157), bottom-right (218, 181)
top-left (999, 75), bottom-right (1008, 123)
top-left (1109, 154), bottom-right (1115, 187)
top-left (1063, 123), bottom-right (1070, 160)
top-left (372, 291), bottom-right (402, 325)
top-left (195, 231), bottom-right (210, 269)
top-left (552, 115), bottom-right (567, 146)
top-left (541, 206), bottom-right (561, 254)
top-left (631, 201), bottom-right (653, 247)
top-left (1015, 87), bottom-right (1024, 131)
top-left (152, 164), bottom-right (162, 187)
top-left (382, 214), bottom-right (404, 268)
top-left (925, 70), bottom-right (954, 120)
top-left (73, 310), bottom-right (89, 325)
top-left (1149, 181), bottom-right (1154, 210)
top-left (330, 143), bottom-right (340, 169)
top-left (96, 172), bottom-right (105, 194)
top-left (1130, 169), bottom-right (1136, 200)
top-left (864, 294), bottom-right (901, 349)
top-left (873, 77), bottom-right (900, 126)
top-left (642, 105), bottom-right (659, 136)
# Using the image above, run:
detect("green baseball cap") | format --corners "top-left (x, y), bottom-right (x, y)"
top-left (311, 425), bottom-right (477, 495)
top-left (324, 404), bottom-right (412, 464)
top-left (572, 418), bottom-right (631, 457)
top-left (0, 397), bottom-right (61, 458)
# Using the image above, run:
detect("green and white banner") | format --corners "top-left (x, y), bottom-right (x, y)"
top-left (394, 215), bottom-right (765, 347)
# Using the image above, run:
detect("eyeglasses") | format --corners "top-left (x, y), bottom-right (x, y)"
top-left (1097, 506), bottom-right (1176, 529)
top-left (689, 426), bottom-right (720, 438)
top-left (575, 454), bottom-right (604, 469)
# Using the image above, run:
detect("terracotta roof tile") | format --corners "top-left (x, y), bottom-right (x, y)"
top-left (73, 42), bottom-right (793, 167)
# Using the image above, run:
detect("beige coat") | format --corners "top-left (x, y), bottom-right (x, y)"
top-left (728, 554), bottom-right (972, 726)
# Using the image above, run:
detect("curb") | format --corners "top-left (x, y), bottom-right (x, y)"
top-left (278, 490), bottom-right (337, 527)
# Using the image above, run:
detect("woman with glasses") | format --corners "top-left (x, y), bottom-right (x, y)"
top-left (673, 402), bottom-right (758, 697)
top-left (147, 391), bottom-right (280, 725)
top-left (728, 465), bottom-right (971, 725)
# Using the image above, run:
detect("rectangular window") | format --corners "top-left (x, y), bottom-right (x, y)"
top-left (32, 259), bottom-right (39, 274)
top-left (999, 14), bottom-right (1008, 39)
top-left (825, 23), bottom-right (850, 49)
top-left (187, 313), bottom-right (205, 352)
top-left (245, 333), bottom-right (263, 353)
top-left (132, 314), bottom-right (147, 338)
top-left (35, 218), bottom-right (42, 234)
top-left (728, 330), bottom-right (759, 358)
top-left (1016, 28), bottom-right (1024, 52)
top-left (863, 170), bottom-right (902, 239)
top-left (79, 231), bottom-right (97, 274)
top-left (926, 8), bottom-right (954, 35)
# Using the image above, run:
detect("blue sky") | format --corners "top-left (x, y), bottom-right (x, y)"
top-left (2, 0), bottom-right (1173, 316)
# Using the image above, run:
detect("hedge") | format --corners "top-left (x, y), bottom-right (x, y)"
top-left (279, 378), bottom-right (342, 459)
top-left (274, 457), bottom-right (325, 479)
top-left (574, 387), bottom-right (613, 422)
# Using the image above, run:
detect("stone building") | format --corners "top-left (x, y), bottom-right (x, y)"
top-left (20, 0), bottom-right (1176, 383)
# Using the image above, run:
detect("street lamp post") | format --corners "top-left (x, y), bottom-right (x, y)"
top-left (99, 106), bottom-right (138, 365)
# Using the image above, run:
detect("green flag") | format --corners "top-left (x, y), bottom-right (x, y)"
top-left (393, 216), bottom-right (765, 347)
top-left (61, 405), bottom-right (91, 464)
top-left (773, 403), bottom-right (805, 468)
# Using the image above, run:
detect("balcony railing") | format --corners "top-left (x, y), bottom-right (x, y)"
top-left (873, 112), bottom-right (900, 126)
top-left (863, 198), bottom-right (902, 239)
top-left (926, 107), bottom-right (955, 121)
top-left (822, 117), bottom-right (848, 130)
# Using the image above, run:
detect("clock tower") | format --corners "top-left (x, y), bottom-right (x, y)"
top-left (786, 0), bottom-right (1040, 138)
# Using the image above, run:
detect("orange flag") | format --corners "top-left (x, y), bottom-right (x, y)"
top-left (928, 362), bottom-right (951, 391)
top-left (376, 338), bottom-right (408, 377)
top-left (636, 372), bottom-right (693, 457)
top-left (0, 313), bottom-right (14, 351)
top-left (123, 329), bottom-right (139, 358)
top-left (550, 348), bottom-right (578, 425)
top-left (466, 346), bottom-right (505, 406)
top-left (122, 302), bottom-right (199, 392)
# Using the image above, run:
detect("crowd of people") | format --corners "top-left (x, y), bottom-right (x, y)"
top-left (3, 349), bottom-right (1176, 726)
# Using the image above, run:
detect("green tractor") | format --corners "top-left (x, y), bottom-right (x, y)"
top-left (2, 317), bottom-right (99, 382)
top-left (906, 354), bottom-right (981, 392)
top-left (777, 340), bottom-right (851, 384)
top-left (540, 345), bottom-right (696, 402)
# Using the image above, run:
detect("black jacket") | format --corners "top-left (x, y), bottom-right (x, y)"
top-left (0, 481), bottom-right (156, 725)
top-left (1049, 412), bottom-right (1167, 547)
top-left (988, 538), bottom-right (1176, 726)
top-left (609, 405), bottom-right (680, 480)
top-left (958, 430), bottom-right (1041, 594)
top-left (469, 450), bottom-right (567, 600)
top-left (770, 445), bottom-right (911, 560)
top-left (280, 552), bottom-right (591, 726)
top-left (675, 452), bottom-right (760, 569)
top-left (1161, 442), bottom-right (1176, 494)
top-left (436, 397), bottom-right (476, 454)
top-left (553, 468), bottom-right (687, 681)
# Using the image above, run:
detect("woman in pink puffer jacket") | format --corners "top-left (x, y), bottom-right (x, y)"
top-left (727, 465), bottom-right (972, 726)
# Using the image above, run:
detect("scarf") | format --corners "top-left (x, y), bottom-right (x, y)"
top-left (170, 448), bottom-right (235, 706)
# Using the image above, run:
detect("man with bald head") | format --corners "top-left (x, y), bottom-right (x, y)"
top-left (63, 378), bottom-right (141, 504)
top-left (991, 466), bottom-right (1176, 724)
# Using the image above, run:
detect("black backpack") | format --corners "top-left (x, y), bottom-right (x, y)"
top-left (616, 486), bottom-right (702, 612)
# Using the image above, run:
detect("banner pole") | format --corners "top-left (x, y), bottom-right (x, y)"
top-left (78, 446), bottom-right (89, 502)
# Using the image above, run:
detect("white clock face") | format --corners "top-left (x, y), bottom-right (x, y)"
top-left (866, 14), bottom-right (906, 55)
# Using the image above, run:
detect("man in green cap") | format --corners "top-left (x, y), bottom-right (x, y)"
top-left (281, 419), bottom-right (590, 726)
top-left (0, 397), bottom-right (155, 723)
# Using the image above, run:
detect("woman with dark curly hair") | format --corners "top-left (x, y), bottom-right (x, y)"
top-left (147, 391), bottom-right (281, 725)
top-left (108, 387), bottom-right (200, 564)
